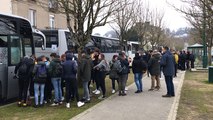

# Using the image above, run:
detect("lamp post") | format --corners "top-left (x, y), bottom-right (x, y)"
top-left (202, 0), bottom-right (208, 68)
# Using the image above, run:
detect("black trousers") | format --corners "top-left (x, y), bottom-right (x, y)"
top-left (111, 78), bottom-right (119, 90)
top-left (44, 77), bottom-right (52, 101)
top-left (18, 76), bottom-right (30, 103)
top-left (65, 78), bottom-right (79, 103)
top-left (97, 71), bottom-right (106, 96)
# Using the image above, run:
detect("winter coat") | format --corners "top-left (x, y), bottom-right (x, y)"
top-left (62, 60), bottom-right (78, 79)
top-left (48, 58), bottom-right (62, 78)
top-left (80, 54), bottom-right (93, 82)
top-left (118, 57), bottom-right (129, 75)
top-left (160, 50), bottom-right (175, 76)
top-left (132, 56), bottom-right (147, 74)
top-left (109, 60), bottom-right (120, 79)
top-left (32, 61), bottom-right (47, 84)
top-left (148, 53), bottom-right (161, 76)
top-left (94, 60), bottom-right (108, 72)
top-left (15, 57), bottom-right (34, 78)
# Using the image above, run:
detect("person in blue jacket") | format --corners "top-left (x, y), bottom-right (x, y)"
top-left (160, 46), bottom-right (175, 97)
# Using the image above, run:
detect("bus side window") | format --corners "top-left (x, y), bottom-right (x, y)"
top-left (10, 36), bottom-right (23, 65)
top-left (0, 37), bottom-right (7, 47)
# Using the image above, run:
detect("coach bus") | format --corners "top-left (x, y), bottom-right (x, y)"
top-left (39, 29), bottom-right (121, 62)
top-left (0, 13), bottom-right (35, 101)
top-left (33, 28), bottom-right (46, 57)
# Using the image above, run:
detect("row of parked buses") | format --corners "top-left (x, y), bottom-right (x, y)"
top-left (0, 13), bottom-right (139, 101)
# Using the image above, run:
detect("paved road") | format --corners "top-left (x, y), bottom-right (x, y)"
top-left (71, 71), bottom-right (185, 120)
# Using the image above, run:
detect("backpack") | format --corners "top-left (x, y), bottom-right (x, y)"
top-left (54, 63), bottom-right (63, 77)
top-left (18, 61), bottom-right (28, 75)
top-left (37, 65), bottom-right (47, 79)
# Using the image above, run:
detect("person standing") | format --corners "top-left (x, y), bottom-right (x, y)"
top-left (14, 56), bottom-right (34, 107)
top-left (80, 50), bottom-right (93, 103)
top-left (62, 53), bottom-right (84, 108)
top-left (32, 56), bottom-right (48, 108)
top-left (174, 51), bottom-right (179, 77)
top-left (109, 55), bottom-right (120, 94)
top-left (132, 53), bottom-right (147, 93)
top-left (49, 54), bottom-right (63, 106)
top-left (118, 52), bottom-right (129, 96)
top-left (160, 46), bottom-right (175, 97)
top-left (93, 53), bottom-right (108, 99)
top-left (148, 50), bottom-right (161, 91)
top-left (189, 52), bottom-right (195, 68)
top-left (92, 49), bottom-right (101, 95)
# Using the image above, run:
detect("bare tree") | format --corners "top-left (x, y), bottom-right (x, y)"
top-left (39, 0), bottom-right (122, 56)
top-left (111, 0), bottom-right (135, 47)
top-left (168, 0), bottom-right (213, 65)
top-left (149, 9), bottom-right (165, 50)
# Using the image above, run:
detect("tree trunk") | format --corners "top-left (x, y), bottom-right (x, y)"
top-left (208, 46), bottom-right (212, 65)
top-left (77, 46), bottom-right (84, 88)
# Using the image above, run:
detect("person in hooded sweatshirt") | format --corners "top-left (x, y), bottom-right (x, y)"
top-left (48, 54), bottom-right (63, 106)
top-left (148, 50), bottom-right (161, 91)
top-left (62, 53), bottom-right (85, 108)
top-left (132, 52), bottom-right (147, 93)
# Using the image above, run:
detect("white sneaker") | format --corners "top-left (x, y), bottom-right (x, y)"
top-left (77, 101), bottom-right (85, 107)
top-left (125, 87), bottom-right (128, 91)
top-left (98, 95), bottom-right (106, 100)
top-left (61, 97), bottom-right (65, 101)
top-left (92, 89), bottom-right (97, 93)
top-left (112, 89), bottom-right (115, 94)
top-left (50, 103), bottom-right (59, 106)
top-left (95, 90), bottom-right (101, 95)
top-left (66, 103), bottom-right (70, 108)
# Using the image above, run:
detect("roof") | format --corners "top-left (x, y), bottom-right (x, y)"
top-left (188, 43), bottom-right (203, 48)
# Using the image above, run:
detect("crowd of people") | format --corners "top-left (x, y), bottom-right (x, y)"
top-left (14, 46), bottom-right (195, 108)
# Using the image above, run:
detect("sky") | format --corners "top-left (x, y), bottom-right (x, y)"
top-left (93, 0), bottom-right (191, 35)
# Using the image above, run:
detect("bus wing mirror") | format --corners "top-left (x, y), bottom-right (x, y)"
top-left (41, 45), bottom-right (45, 50)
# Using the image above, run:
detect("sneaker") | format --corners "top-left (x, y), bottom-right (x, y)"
top-left (44, 101), bottom-right (47, 104)
top-left (125, 87), bottom-right (128, 91)
top-left (95, 90), bottom-right (100, 95)
top-left (66, 103), bottom-right (70, 108)
top-left (50, 102), bottom-right (59, 106)
top-left (135, 90), bottom-right (141, 93)
top-left (84, 99), bottom-right (91, 103)
top-left (112, 89), bottom-right (115, 94)
top-left (77, 101), bottom-right (85, 107)
top-left (148, 88), bottom-right (154, 91)
top-left (59, 101), bottom-right (63, 105)
top-left (22, 103), bottom-right (27, 107)
top-left (33, 104), bottom-right (39, 108)
top-left (17, 101), bottom-right (22, 106)
top-left (98, 95), bottom-right (106, 100)
top-left (92, 89), bottom-right (97, 93)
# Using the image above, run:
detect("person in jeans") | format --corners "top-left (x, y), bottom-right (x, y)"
top-left (49, 54), bottom-right (63, 106)
top-left (93, 53), bottom-right (108, 99)
top-left (32, 56), bottom-right (47, 108)
top-left (160, 46), bottom-right (175, 97)
top-left (14, 56), bottom-right (34, 107)
top-left (80, 50), bottom-right (93, 103)
top-left (132, 52), bottom-right (147, 93)
top-left (118, 52), bottom-right (129, 96)
top-left (148, 50), bottom-right (161, 91)
top-left (62, 53), bottom-right (84, 108)
top-left (109, 55), bottom-right (120, 94)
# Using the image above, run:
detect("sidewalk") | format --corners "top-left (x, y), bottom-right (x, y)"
top-left (71, 71), bottom-right (185, 120)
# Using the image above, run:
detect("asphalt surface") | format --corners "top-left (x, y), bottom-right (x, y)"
top-left (71, 71), bottom-right (185, 120)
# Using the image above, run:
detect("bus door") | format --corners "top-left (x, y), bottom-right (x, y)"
top-left (0, 35), bottom-right (8, 99)
top-left (7, 35), bottom-right (23, 99)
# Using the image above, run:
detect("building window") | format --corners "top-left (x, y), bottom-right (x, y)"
top-left (29, 9), bottom-right (36, 27)
top-left (49, 15), bottom-right (55, 29)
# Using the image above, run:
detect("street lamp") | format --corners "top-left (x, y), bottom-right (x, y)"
top-left (202, 0), bottom-right (208, 68)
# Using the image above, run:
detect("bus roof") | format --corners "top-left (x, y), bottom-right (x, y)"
top-left (0, 12), bottom-right (31, 23)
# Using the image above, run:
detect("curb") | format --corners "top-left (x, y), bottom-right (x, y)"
top-left (167, 71), bottom-right (186, 120)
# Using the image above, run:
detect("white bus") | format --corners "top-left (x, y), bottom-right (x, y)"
top-left (0, 13), bottom-right (35, 101)
top-left (33, 28), bottom-right (47, 57)
top-left (39, 29), bottom-right (121, 62)
top-left (127, 41), bottom-right (140, 66)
